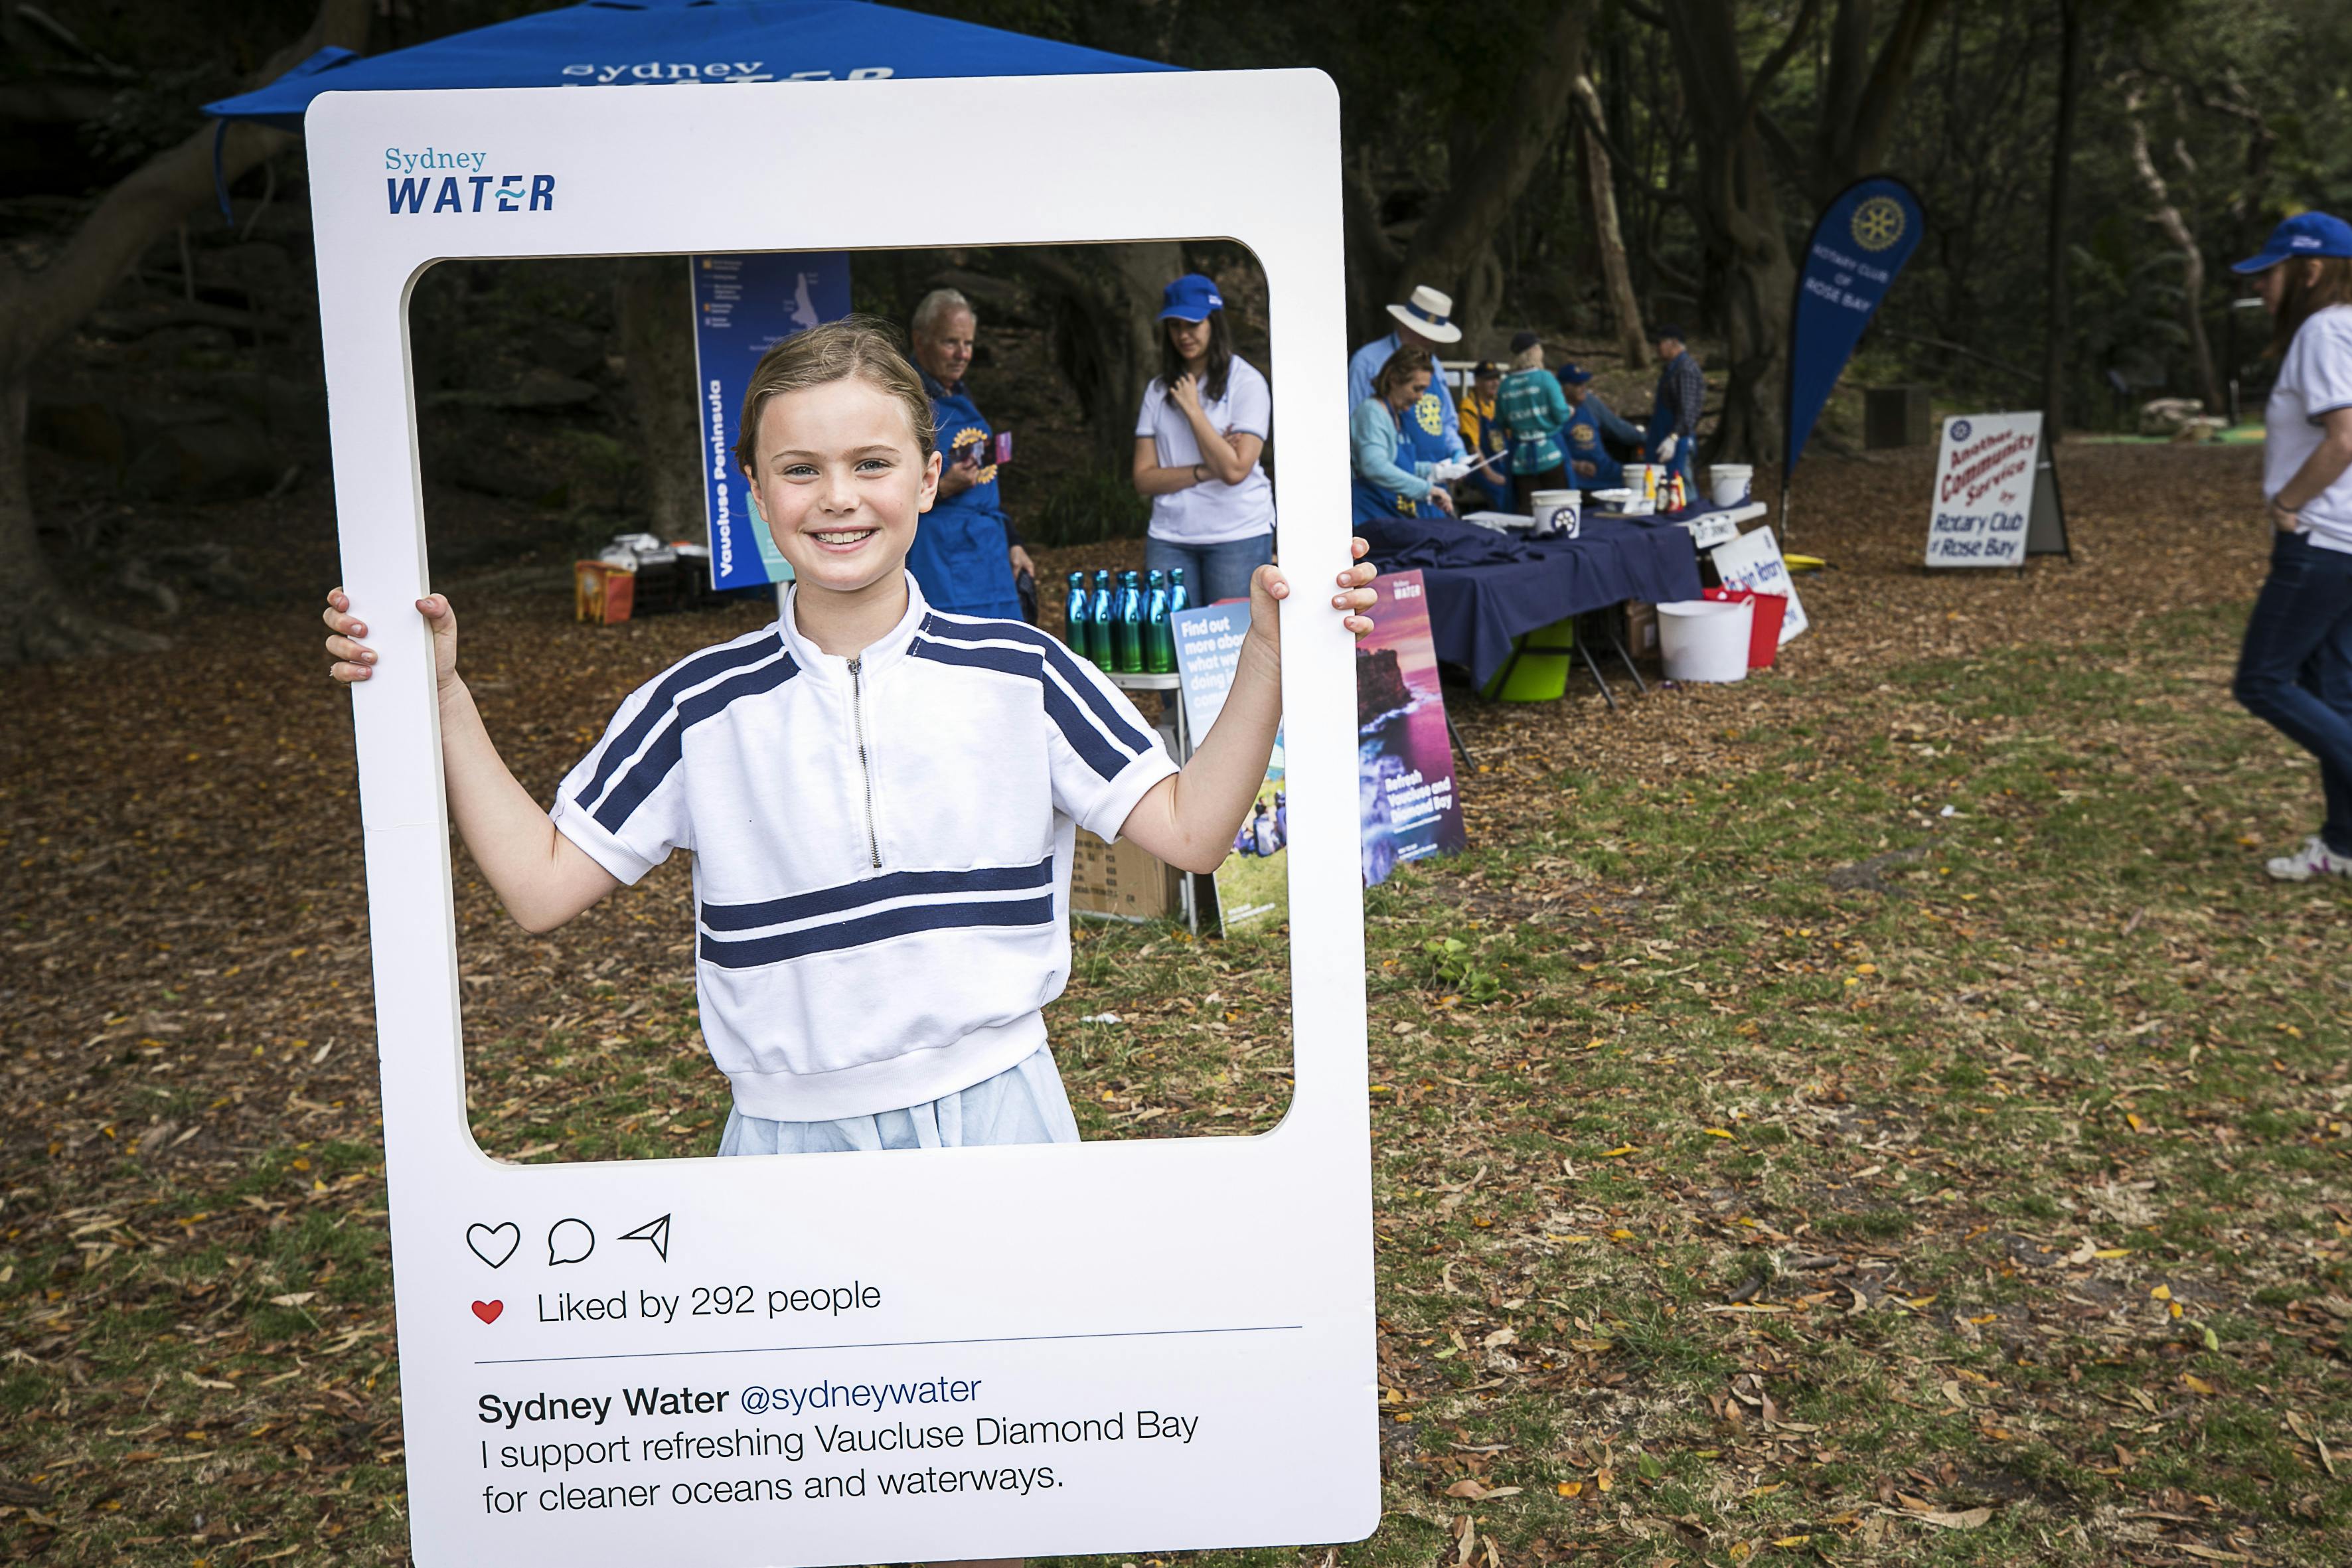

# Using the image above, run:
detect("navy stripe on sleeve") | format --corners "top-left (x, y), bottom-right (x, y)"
top-left (578, 635), bottom-right (783, 809)
top-left (701, 857), bottom-right (1054, 932)
top-left (591, 653), bottom-right (799, 833)
top-left (921, 615), bottom-right (1156, 755)
top-left (911, 637), bottom-right (1130, 780)
top-left (699, 894), bottom-right (1056, 970)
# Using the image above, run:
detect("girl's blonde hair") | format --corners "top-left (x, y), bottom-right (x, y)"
top-left (734, 315), bottom-right (935, 475)
top-left (1511, 343), bottom-right (1544, 371)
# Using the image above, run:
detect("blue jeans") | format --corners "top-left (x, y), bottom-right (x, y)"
top-left (2233, 531), bottom-right (2352, 854)
top-left (1145, 531), bottom-right (1275, 607)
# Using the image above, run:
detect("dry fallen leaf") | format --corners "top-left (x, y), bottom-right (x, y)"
top-left (1915, 1506), bottom-right (1994, 1529)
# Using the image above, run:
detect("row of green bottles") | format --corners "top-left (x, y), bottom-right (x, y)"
top-left (1061, 566), bottom-right (1186, 674)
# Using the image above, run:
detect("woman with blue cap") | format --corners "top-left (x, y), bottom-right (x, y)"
top-left (2231, 212), bottom-right (2352, 881)
top-left (1132, 273), bottom-right (1278, 605)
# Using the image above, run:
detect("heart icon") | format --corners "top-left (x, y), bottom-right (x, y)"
top-left (471, 1300), bottom-right (503, 1324)
top-left (466, 1221), bottom-right (520, 1269)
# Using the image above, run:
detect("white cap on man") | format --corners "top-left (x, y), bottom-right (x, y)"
top-left (1387, 284), bottom-right (1463, 345)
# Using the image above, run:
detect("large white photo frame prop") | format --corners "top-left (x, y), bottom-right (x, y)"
top-left (315, 72), bottom-right (1374, 1567)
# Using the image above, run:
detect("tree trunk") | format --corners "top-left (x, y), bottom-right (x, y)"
top-left (1391, 0), bottom-right (1595, 349)
top-left (1664, 0), bottom-right (1803, 464)
top-left (1572, 72), bottom-right (1647, 368)
top-left (0, 0), bottom-right (372, 665)
top-left (614, 258), bottom-right (706, 538)
top-left (2040, 0), bottom-right (2082, 439)
top-left (1033, 241), bottom-right (1183, 477)
top-left (2124, 85), bottom-right (2223, 414)
top-left (1807, 0), bottom-right (1951, 202)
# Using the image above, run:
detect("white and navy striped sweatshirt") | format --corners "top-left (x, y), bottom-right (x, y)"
top-left (549, 574), bottom-right (1177, 1121)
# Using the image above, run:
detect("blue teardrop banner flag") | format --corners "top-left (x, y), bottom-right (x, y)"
top-left (1782, 175), bottom-right (1925, 485)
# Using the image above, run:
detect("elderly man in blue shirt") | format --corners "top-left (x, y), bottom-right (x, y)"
top-left (1346, 283), bottom-right (1467, 461)
top-left (905, 287), bottom-right (1033, 619)
top-left (1557, 363), bottom-right (1646, 492)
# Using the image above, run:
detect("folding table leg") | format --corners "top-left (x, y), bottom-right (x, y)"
top-left (1446, 709), bottom-right (1476, 769)
top-left (1606, 624), bottom-right (1649, 694)
top-left (1577, 638), bottom-right (1618, 712)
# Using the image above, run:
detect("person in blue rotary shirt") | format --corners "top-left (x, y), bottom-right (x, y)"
top-left (904, 288), bottom-right (1030, 619)
top-left (1346, 283), bottom-right (1468, 461)
top-left (1350, 347), bottom-right (1466, 522)
top-left (1557, 363), bottom-right (1645, 492)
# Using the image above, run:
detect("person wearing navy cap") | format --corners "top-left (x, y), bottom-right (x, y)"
top-left (1132, 273), bottom-right (1278, 605)
top-left (1645, 323), bottom-right (1705, 494)
top-left (1346, 283), bottom-right (1468, 461)
top-left (2228, 212), bottom-right (2352, 881)
top-left (1557, 362), bottom-right (1646, 493)
top-left (904, 287), bottom-right (1028, 619)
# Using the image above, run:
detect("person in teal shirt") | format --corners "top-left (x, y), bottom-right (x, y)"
top-left (1496, 332), bottom-right (1570, 512)
top-left (1557, 363), bottom-right (1645, 491)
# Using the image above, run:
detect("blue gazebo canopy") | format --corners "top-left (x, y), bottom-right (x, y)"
top-left (205, 0), bottom-right (1173, 131)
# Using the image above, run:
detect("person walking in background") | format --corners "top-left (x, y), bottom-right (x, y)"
top-left (1646, 323), bottom-right (1704, 495)
top-left (1131, 274), bottom-right (1278, 605)
top-left (2228, 213), bottom-right (2352, 881)
top-left (1559, 362), bottom-right (1645, 492)
top-left (1496, 332), bottom-right (1571, 512)
top-left (1350, 347), bottom-right (1464, 522)
top-left (1455, 360), bottom-right (1512, 511)
top-left (1347, 284), bottom-right (1467, 459)
top-left (905, 287), bottom-right (1031, 618)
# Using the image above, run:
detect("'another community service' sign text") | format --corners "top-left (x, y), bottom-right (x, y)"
top-left (1926, 412), bottom-right (2042, 568)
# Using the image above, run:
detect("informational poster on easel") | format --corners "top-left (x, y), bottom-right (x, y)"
top-left (1926, 411), bottom-right (2071, 568)
top-left (311, 70), bottom-right (1375, 1568)
top-left (1354, 571), bottom-right (1464, 886)
top-left (1172, 601), bottom-right (1287, 933)
top-left (692, 252), bottom-right (852, 589)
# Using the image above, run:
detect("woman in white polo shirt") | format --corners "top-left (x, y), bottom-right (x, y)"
top-left (2231, 213), bottom-right (2352, 882)
top-left (1132, 274), bottom-right (1277, 604)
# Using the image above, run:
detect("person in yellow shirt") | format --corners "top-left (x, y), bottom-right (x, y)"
top-left (1454, 360), bottom-right (1510, 512)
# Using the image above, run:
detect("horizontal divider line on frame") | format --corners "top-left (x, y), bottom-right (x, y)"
top-left (473, 1322), bottom-right (1309, 1367)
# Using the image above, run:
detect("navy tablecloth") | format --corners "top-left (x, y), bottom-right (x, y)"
top-left (1360, 514), bottom-right (1701, 690)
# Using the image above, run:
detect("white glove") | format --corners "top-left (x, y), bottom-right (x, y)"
top-left (1657, 433), bottom-right (1680, 461)
top-left (1428, 459), bottom-right (1472, 483)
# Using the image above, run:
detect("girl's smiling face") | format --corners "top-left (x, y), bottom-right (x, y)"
top-left (744, 376), bottom-right (942, 597)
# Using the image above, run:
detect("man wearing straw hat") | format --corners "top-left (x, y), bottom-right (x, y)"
top-left (1347, 283), bottom-right (1469, 461)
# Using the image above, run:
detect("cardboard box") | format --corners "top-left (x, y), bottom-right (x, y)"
top-left (574, 561), bottom-right (635, 624)
top-left (1069, 827), bottom-right (1182, 921)
top-left (1624, 599), bottom-right (1659, 659)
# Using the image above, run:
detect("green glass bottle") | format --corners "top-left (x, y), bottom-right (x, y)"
top-left (1087, 570), bottom-right (1115, 671)
top-left (1143, 569), bottom-right (1175, 674)
top-left (1113, 570), bottom-right (1144, 673)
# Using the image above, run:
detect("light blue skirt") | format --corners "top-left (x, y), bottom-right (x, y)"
top-left (715, 1046), bottom-right (1081, 1155)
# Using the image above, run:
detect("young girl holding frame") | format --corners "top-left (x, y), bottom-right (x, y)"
top-left (323, 317), bottom-right (1375, 1152)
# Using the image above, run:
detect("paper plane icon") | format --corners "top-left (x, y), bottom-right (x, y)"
top-left (619, 1213), bottom-right (671, 1262)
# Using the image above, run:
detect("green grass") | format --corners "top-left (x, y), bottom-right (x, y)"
top-left (5, 601), bottom-right (2350, 1565)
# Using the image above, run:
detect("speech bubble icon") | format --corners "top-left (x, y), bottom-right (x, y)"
top-left (547, 1217), bottom-right (595, 1267)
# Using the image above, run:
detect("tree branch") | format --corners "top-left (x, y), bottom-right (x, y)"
top-left (0, 0), bottom-right (370, 378)
top-left (1739, 0), bottom-right (1824, 134)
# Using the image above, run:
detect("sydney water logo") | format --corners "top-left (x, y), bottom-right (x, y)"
top-left (383, 147), bottom-right (554, 216)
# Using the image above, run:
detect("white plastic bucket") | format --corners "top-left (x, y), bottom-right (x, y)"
top-left (1708, 463), bottom-right (1753, 507)
top-left (1657, 597), bottom-right (1753, 683)
top-left (1530, 488), bottom-right (1580, 538)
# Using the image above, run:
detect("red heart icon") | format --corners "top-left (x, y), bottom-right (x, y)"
top-left (471, 1300), bottom-right (503, 1324)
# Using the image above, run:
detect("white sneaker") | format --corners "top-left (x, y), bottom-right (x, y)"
top-left (2264, 835), bottom-right (2352, 882)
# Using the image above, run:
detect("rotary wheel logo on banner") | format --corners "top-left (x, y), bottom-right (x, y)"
top-left (1851, 195), bottom-right (1905, 251)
